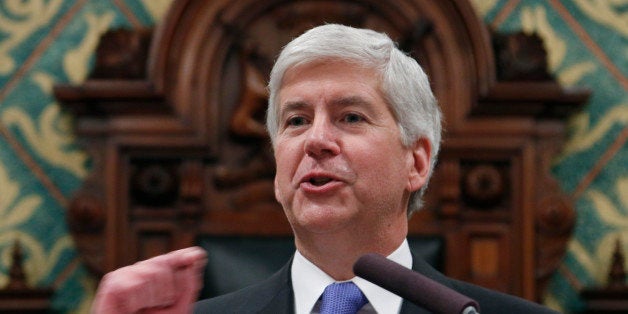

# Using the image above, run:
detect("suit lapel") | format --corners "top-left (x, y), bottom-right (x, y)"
top-left (399, 253), bottom-right (453, 314)
top-left (258, 258), bottom-right (295, 314)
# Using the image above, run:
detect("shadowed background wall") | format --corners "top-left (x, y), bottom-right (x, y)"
top-left (0, 0), bottom-right (625, 313)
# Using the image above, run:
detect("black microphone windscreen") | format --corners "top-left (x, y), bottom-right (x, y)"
top-left (353, 253), bottom-right (479, 314)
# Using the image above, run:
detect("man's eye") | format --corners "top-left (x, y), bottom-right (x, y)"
top-left (343, 113), bottom-right (364, 123)
top-left (287, 116), bottom-right (307, 126)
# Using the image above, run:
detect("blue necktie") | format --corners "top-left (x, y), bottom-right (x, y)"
top-left (320, 282), bottom-right (368, 314)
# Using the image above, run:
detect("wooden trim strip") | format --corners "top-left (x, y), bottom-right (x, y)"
top-left (113, 0), bottom-right (144, 29)
top-left (0, 124), bottom-right (68, 207)
top-left (490, 0), bottom-right (521, 29)
top-left (572, 125), bottom-right (628, 199)
top-left (559, 264), bottom-right (584, 293)
top-left (549, 0), bottom-right (628, 91)
top-left (0, 0), bottom-right (88, 103)
top-left (52, 257), bottom-right (81, 290)
top-left (0, 1), bottom-right (88, 209)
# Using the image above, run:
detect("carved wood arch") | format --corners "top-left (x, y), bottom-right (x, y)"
top-left (55, 0), bottom-right (588, 302)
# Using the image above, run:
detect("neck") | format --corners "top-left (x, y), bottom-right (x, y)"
top-left (294, 221), bottom-right (408, 280)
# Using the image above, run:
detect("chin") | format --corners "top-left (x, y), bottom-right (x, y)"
top-left (291, 205), bottom-right (355, 234)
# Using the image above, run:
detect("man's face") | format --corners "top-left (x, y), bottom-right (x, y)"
top-left (273, 60), bottom-right (428, 237)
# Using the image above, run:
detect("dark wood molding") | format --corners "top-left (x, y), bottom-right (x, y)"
top-left (0, 241), bottom-right (53, 313)
top-left (580, 238), bottom-right (628, 313)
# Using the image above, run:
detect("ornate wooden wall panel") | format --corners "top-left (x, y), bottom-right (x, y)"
top-left (54, 0), bottom-right (588, 302)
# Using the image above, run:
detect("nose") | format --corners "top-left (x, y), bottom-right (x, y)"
top-left (304, 116), bottom-right (340, 158)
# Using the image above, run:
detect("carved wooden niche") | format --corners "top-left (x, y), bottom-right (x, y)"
top-left (54, 0), bottom-right (588, 302)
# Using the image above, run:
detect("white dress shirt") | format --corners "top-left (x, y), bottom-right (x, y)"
top-left (291, 239), bottom-right (413, 314)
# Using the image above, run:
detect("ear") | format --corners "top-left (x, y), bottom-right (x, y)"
top-left (406, 137), bottom-right (432, 192)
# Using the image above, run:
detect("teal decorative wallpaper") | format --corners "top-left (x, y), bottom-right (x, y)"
top-left (0, 1), bottom-right (171, 312)
top-left (0, 0), bottom-right (625, 313)
top-left (472, 1), bottom-right (627, 313)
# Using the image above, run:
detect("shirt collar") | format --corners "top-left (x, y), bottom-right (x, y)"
top-left (291, 239), bottom-right (412, 314)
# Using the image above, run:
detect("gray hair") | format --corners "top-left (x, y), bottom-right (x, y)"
top-left (266, 24), bottom-right (442, 216)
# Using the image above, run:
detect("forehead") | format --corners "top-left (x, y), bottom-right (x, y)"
top-left (278, 60), bottom-right (384, 107)
top-left (282, 59), bottom-right (377, 82)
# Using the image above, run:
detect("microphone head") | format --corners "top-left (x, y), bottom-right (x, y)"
top-left (354, 253), bottom-right (479, 314)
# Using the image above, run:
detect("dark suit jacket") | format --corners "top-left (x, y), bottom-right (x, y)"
top-left (194, 254), bottom-right (558, 313)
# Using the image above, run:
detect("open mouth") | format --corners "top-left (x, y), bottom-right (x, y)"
top-left (309, 177), bottom-right (333, 186)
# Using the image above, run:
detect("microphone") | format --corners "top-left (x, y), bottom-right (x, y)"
top-left (353, 253), bottom-right (480, 314)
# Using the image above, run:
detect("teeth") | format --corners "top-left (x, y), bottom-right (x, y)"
top-left (310, 177), bottom-right (332, 186)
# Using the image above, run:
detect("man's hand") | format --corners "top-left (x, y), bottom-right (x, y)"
top-left (91, 247), bottom-right (207, 313)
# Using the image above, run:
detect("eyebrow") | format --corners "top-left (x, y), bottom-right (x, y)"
top-left (279, 95), bottom-right (376, 118)
top-left (332, 95), bottom-right (374, 108)
top-left (278, 101), bottom-right (309, 121)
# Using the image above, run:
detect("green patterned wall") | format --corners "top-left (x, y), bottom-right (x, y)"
top-left (472, 1), bottom-right (627, 313)
top-left (0, 1), bottom-right (171, 313)
top-left (0, 0), bottom-right (625, 313)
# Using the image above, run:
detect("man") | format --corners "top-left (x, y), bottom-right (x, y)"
top-left (92, 24), bottom-right (558, 314)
